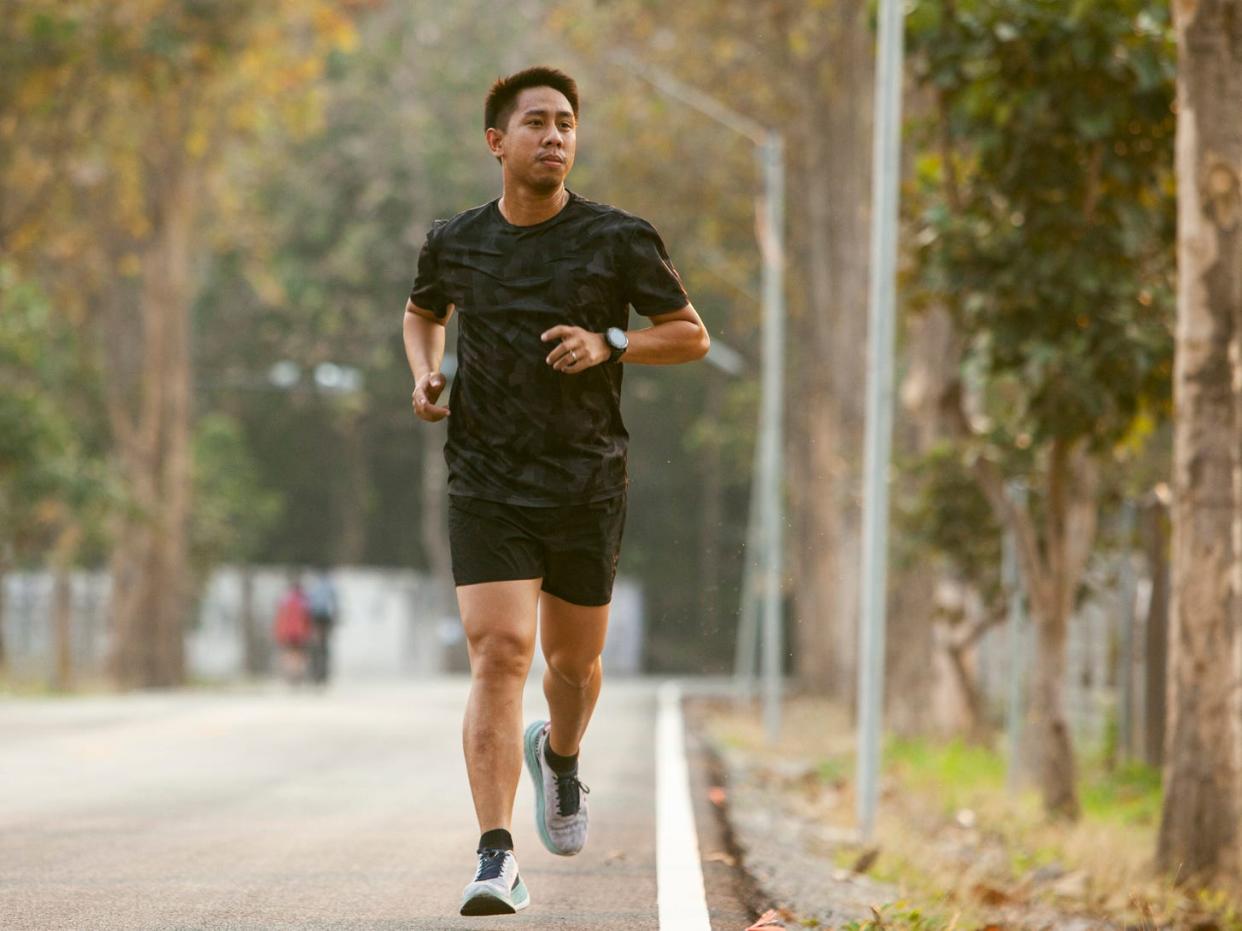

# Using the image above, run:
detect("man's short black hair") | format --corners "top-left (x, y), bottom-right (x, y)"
top-left (484, 66), bottom-right (579, 133)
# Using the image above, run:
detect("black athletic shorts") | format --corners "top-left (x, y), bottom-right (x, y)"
top-left (447, 493), bottom-right (627, 607)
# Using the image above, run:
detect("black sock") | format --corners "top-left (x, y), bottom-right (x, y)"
top-left (544, 740), bottom-right (578, 776)
top-left (478, 828), bottom-right (513, 852)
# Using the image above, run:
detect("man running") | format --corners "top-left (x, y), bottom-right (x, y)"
top-left (403, 66), bottom-right (709, 917)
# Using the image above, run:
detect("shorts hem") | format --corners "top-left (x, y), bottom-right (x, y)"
top-left (448, 486), bottom-right (628, 508)
top-left (452, 572), bottom-right (543, 589)
top-left (538, 582), bottom-right (614, 608)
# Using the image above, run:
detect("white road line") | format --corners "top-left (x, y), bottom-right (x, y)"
top-left (656, 680), bottom-right (713, 930)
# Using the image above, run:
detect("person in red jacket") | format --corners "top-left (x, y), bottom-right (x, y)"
top-left (273, 577), bottom-right (313, 685)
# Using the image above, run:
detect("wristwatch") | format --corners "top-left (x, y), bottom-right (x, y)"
top-left (605, 326), bottom-right (629, 363)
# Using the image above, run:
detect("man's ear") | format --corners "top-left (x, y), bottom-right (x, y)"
top-left (485, 126), bottom-right (505, 160)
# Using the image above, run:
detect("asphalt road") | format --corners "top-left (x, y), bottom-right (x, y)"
top-left (0, 678), bottom-right (753, 931)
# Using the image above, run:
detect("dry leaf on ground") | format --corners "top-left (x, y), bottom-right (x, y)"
top-left (745, 907), bottom-right (786, 929)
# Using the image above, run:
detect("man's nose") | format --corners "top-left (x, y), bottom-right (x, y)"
top-left (543, 125), bottom-right (564, 146)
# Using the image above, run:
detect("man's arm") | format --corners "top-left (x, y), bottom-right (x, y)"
top-left (541, 304), bottom-right (709, 374)
top-left (404, 298), bottom-right (454, 420)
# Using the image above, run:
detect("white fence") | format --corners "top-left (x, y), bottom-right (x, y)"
top-left (1, 567), bottom-right (645, 684)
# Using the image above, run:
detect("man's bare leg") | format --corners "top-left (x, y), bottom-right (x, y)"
top-left (459, 578), bottom-right (541, 832)
top-left (539, 591), bottom-right (610, 757)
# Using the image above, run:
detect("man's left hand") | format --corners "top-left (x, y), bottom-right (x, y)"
top-left (541, 325), bottom-right (609, 374)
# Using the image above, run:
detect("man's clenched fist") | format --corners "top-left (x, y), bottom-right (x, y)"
top-left (412, 372), bottom-right (450, 422)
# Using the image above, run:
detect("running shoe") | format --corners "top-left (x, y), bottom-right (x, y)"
top-left (459, 848), bottom-right (529, 916)
top-left (523, 720), bottom-right (590, 856)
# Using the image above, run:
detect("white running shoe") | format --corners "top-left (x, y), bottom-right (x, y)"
top-left (523, 720), bottom-right (590, 856)
top-left (459, 848), bottom-right (530, 916)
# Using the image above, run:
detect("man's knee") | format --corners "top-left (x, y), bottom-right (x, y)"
top-left (546, 652), bottom-right (601, 690)
top-left (468, 629), bottom-right (534, 681)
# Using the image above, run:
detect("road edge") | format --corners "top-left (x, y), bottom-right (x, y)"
top-left (656, 680), bottom-right (713, 930)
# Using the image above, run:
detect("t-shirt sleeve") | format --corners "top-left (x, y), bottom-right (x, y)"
top-left (409, 219), bottom-right (450, 318)
top-left (620, 219), bottom-right (690, 317)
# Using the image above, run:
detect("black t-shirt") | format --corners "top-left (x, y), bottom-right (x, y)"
top-left (409, 191), bottom-right (690, 506)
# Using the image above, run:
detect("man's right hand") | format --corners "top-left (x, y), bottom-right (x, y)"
top-left (412, 372), bottom-right (450, 422)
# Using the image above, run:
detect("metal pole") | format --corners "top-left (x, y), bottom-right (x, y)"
top-left (1003, 483), bottom-right (1028, 794)
top-left (855, 0), bottom-right (905, 842)
top-left (758, 132), bottom-right (786, 744)
top-left (734, 437), bottom-right (763, 703)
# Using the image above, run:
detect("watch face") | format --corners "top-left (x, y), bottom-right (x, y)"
top-left (606, 327), bottom-right (628, 350)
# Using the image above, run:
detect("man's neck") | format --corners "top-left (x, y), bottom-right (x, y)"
top-left (498, 184), bottom-right (569, 227)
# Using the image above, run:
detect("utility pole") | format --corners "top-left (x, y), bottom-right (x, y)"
top-left (856, 0), bottom-right (906, 842)
top-left (610, 52), bottom-right (786, 741)
top-left (757, 131), bottom-right (785, 743)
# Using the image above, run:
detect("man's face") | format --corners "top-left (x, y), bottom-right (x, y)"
top-left (489, 86), bottom-right (576, 191)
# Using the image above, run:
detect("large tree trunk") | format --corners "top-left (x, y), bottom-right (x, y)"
top-left (889, 305), bottom-right (962, 735)
top-left (791, 0), bottom-right (872, 702)
top-left (1157, 0), bottom-right (1242, 882)
top-left (107, 158), bottom-right (196, 689)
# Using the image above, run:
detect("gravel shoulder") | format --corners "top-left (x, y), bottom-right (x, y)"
top-left (686, 696), bottom-right (1168, 931)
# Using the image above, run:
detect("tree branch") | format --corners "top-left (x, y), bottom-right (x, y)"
top-left (1083, 141), bottom-right (1104, 225)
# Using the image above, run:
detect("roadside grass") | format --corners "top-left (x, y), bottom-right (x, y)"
top-left (0, 672), bottom-right (119, 697)
top-left (704, 697), bottom-right (1242, 930)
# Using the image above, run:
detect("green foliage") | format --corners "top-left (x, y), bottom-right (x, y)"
top-left (895, 442), bottom-right (1002, 595)
top-left (907, 0), bottom-right (1175, 456)
top-left (190, 414), bottom-right (284, 571)
top-left (0, 265), bottom-right (117, 562)
top-left (0, 271), bottom-right (73, 493)
top-left (841, 901), bottom-right (955, 931)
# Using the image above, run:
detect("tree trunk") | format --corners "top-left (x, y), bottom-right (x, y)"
top-left (1027, 584), bottom-right (1080, 819)
top-left (1141, 497), bottom-right (1169, 769)
top-left (885, 563), bottom-right (937, 736)
top-left (107, 158), bottom-right (196, 689)
top-left (51, 560), bottom-right (73, 691)
top-left (791, 0), bottom-right (872, 701)
top-left (239, 565), bottom-right (264, 676)
top-left (971, 438), bottom-right (1097, 819)
top-left (1029, 442), bottom-right (1097, 820)
top-left (1157, 0), bottom-right (1242, 882)
top-left (933, 611), bottom-right (995, 746)
top-left (888, 305), bottom-right (962, 734)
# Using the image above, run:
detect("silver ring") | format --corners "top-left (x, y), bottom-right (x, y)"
top-left (570, 350), bottom-right (577, 364)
